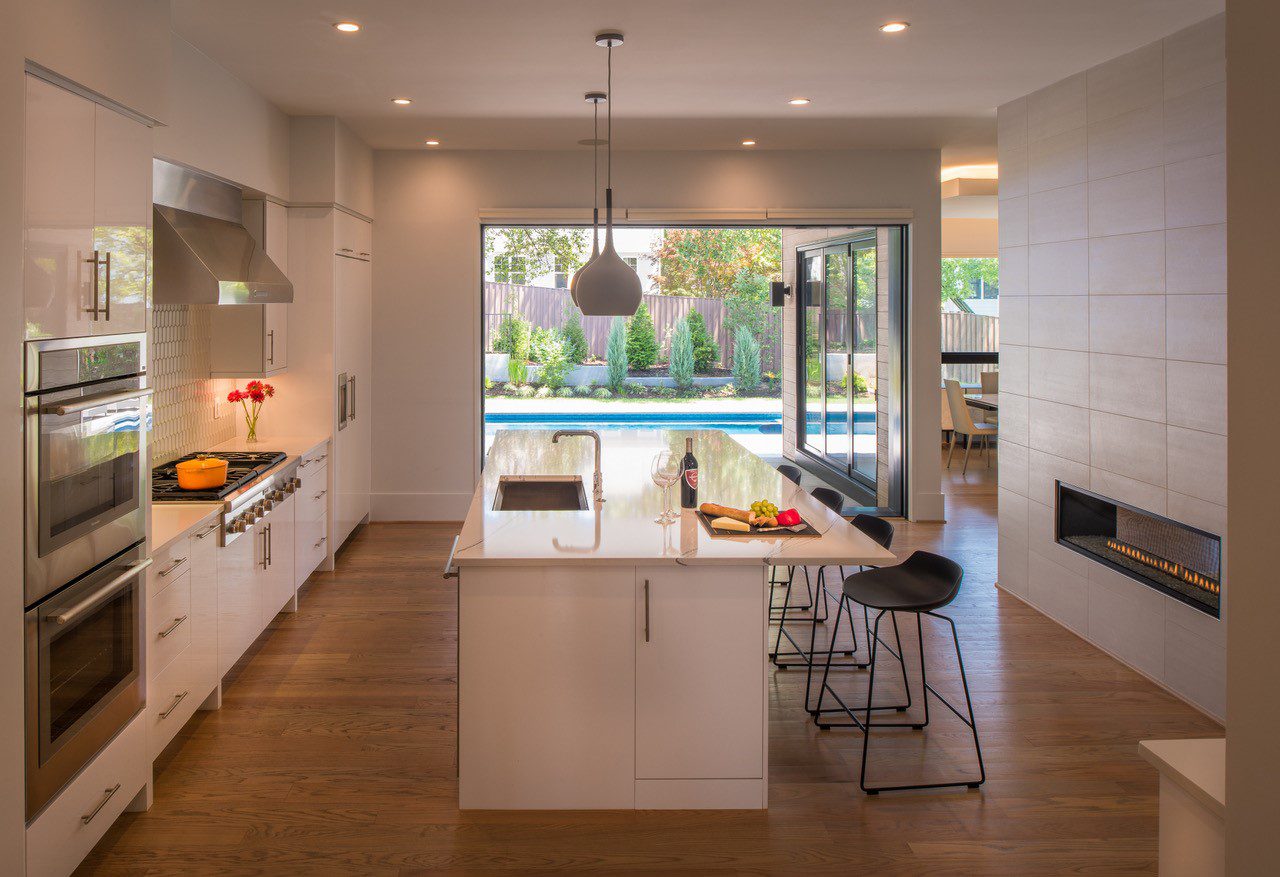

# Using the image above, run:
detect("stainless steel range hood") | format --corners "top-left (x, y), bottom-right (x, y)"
top-left (152, 159), bottom-right (293, 305)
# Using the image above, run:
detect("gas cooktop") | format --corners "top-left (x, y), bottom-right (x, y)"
top-left (152, 451), bottom-right (288, 501)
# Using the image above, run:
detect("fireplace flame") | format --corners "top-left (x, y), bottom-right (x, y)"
top-left (1105, 539), bottom-right (1220, 594)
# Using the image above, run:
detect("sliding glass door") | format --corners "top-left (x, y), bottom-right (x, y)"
top-left (796, 228), bottom-right (905, 514)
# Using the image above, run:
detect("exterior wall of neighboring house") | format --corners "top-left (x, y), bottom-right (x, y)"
top-left (486, 227), bottom-right (662, 292)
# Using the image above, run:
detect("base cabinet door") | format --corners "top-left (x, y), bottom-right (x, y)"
top-left (187, 519), bottom-right (221, 694)
top-left (635, 566), bottom-right (765, 780)
top-left (217, 525), bottom-right (261, 677)
top-left (261, 495), bottom-right (295, 623)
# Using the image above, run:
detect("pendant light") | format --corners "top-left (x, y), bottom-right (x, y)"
top-left (570, 91), bottom-right (607, 306)
top-left (574, 31), bottom-right (643, 317)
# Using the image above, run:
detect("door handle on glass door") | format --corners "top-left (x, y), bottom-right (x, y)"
top-left (102, 251), bottom-right (111, 321)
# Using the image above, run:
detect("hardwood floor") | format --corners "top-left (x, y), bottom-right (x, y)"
top-left (78, 452), bottom-right (1221, 875)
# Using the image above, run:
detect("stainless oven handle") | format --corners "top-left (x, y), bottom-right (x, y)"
top-left (43, 386), bottom-right (153, 416)
top-left (48, 559), bottom-right (153, 626)
top-left (81, 784), bottom-right (121, 824)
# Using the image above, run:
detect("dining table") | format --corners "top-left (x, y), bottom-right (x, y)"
top-left (964, 393), bottom-right (999, 412)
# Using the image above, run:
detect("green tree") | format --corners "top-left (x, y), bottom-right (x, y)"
top-left (724, 271), bottom-right (779, 370)
top-left (493, 313), bottom-right (532, 384)
top-left (484, 227), bottom-right (589, 283)
top-left (651, 228), bottom-right (782, 298)
top-left (940, 257), bottom-right (999, 307)
top-left (626, 300), bottom-right (659, 369)
top-left (732, 325), bottom-right (761, 392)
top-left (561, 307), bottom-right (590, 363)
top-left (606, 318), bottom-right (629, 390)
top-left (684, 309), bottom-right (719, 373)
top-left (537, 336), bottom-right (572, 390)
top-left (668, 318), bottom-right (695, 390)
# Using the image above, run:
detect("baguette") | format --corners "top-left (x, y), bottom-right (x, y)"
top-left (699, 502), bottom-right (751, 524)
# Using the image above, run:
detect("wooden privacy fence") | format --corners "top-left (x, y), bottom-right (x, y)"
top-left (941, 311), bottom-right (1000, 385)
top-left (484, 282), bottom-right (783, 369)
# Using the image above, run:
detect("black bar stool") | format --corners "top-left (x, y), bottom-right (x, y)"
top-left (815, 551), bottom-right (986, 794)
top-left (773, 504), bottom-right (896, 714)
top-left (769, 464), bottom-right (813, 614)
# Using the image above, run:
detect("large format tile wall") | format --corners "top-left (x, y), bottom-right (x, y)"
top-left (150, 304), bottom-right (236, 465)
top-left (996, 14), bottom-right (1226, 720)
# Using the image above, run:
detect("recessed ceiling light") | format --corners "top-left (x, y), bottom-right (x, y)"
top-left (880, 21), bottom-right (909, 33)
top-left (424, 139), bottom-right (441, 147)
top-left (788, 97), bottom-right (811, 106)
top-left (392, 98), bottom-right (412, 105)
top-left (741, 139), bottom-right (757, 147)
top-left (333, 21), bottom-right (361, 32)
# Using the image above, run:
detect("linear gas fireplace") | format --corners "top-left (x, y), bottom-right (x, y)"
top-left (1055, 482), bottom-right (1221, 617)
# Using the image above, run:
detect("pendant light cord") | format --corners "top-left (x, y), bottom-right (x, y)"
top-left (607, 43), bottom-right (612, 189)
top-left (592, 100), bottom-right (599, 247)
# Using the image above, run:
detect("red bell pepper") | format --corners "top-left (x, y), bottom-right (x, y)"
top-left (776, 508), bottom-right (801, 527)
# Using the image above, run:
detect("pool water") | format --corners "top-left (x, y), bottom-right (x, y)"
top-left (485, 410), bottom-right (874, 437)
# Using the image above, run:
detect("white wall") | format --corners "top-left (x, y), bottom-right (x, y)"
top-left (1226, 0), bottom-right (1280, 871)
top-left (155, 34), bottom-right (291, 200)
top-left (291, 115), bottom-right (375, 216)
top-left (370, 148), bottom-right (942, 521)
top-left (996, 14), bottom-right (1227, 720)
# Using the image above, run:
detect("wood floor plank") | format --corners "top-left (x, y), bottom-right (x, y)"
top-left (76, 453), bottom-right (1221, 875)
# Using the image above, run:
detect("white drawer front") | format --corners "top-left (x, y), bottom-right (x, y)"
top-left (147, 539), bottom-right (192, 597)
top-left (148, 569), bottom-right (192, 680)
top-left (147, 646), bottom-right (204, 760)
top-left (296, 514), bottom-right (328, 588)
top-left (297, 443), bottom-right (329, 474)
top-left (26, 710), bottom-right (147, 877)
top-left (297, 466), bottom-right (328, 522)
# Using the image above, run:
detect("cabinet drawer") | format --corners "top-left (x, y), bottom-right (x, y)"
top-left (147, 647), bottom-right (205, 760)
top-left (298, 465), bottom-right (328, 521)
top-left (148, 538), bottom-right (193, 597)
top-left (298, 443), bottom-right (329, 472)
top-left (148, 570), bottom-right (192, 680)
top-left (296, 514), bottom-right (328, 588)
top-left (26, 710), bottom-right (147, 877)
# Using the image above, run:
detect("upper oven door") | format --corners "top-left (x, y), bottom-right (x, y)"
top-left (25, 334), bottom-right (150, 605)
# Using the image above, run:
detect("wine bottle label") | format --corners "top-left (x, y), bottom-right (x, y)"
top-left (684, 468), bottom-right (699, 489)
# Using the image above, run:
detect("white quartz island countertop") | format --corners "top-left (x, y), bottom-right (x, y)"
top-left (453, 429), bottom-right (897, 568)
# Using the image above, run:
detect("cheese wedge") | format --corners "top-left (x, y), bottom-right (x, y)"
top-left (711, 516), bottom-right (751, 532)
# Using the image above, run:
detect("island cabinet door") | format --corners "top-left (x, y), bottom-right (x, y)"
top-left (635, 566), bottom-right (766, 782)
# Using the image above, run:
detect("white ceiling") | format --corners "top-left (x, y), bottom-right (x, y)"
top-left (173, 0), bottom-right (1223, 164)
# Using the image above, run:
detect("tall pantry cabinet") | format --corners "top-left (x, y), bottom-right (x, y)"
top-left (277, 207), bottom-right (373, 556)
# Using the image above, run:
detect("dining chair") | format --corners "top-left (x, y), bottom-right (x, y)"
top-left (979, 371), bottom-right (999, 394)
top-left (943, 379), bottom-right (997, 474)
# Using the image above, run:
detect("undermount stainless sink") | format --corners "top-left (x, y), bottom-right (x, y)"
top-left (493, 475), bottom-right (590, 511)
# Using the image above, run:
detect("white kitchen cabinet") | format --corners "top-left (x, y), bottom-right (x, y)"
top-left (210, 199), bottom-right (289, 376)
top-left (187, 518), bottom-right (221, 695)
top-left (334, 252), bottom-right (372, 546)
top-left (23, 74), bottom-right (151, 340)
top-left (260, 492), bottom-right (297, 623)
top-left (217, 524), bottom-right (261, 678)
top-left (635, 566), bottom-right (765, 781)
top-left (295, 442), bottom-right (330, 587)
top-left (335, 209), bottom-right (373, 259)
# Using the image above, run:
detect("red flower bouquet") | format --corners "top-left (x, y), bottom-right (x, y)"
top-left (228, 380), bottom-right (275, 443)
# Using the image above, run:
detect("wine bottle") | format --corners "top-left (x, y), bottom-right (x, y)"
top-left (680, 437), bottom-right (698, 509)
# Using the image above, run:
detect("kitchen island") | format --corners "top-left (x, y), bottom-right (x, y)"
top-left (452, 429), bottom-right (895, 809)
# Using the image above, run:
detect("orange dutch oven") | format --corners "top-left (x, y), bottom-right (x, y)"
top-left (176, 454), bottom-right (229, 490)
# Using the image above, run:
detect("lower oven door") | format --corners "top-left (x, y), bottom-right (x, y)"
top-left (25, 543), bottom-right (150, 818)
top-left (25, 377), bottom-right (151, 605)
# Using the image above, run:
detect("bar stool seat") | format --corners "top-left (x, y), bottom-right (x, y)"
top-left (842, 555), bottom-right (961, 613)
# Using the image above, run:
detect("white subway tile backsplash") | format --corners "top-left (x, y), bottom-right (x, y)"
top-left (998, 246), bottom-right (1029, 296)
top-left (1089, 295), bottom-right (1165, 358)
top-left (1166, 361), bottom-right (1226, 435)
top-left (1029, 127), bottom-right (1086, 193)
top-left (1087, 104), bottom-right (1163, 180)
top-left (1088, 231), bottom-right (1164, 295)
top-left (1027, 73), bottom-right (1086, 142)
top-left (1028, 448), bottom-right (1090, 508)
top-left (1029, 296), bottom-right (1089, 351)
top-left (150, 304), bottom-right (236, 466)
top-left (1167, 425), bottom-right (1226, 505)
top-left (1029, 397), bottom-right (1091, 464)
top-left (1029, 347), bottom-right (1090, 407)
top-left (1090, 410), bottom-right (1168, 487)
top-left (1164, 81), bottom-right (1226, 164)
top-left (1029, 240), bottom-right (1088, 296)
top-left (1088, 167), bottom-right (1164, 236)
top-left (1165, 152), bottom-right (1226, 229)
top-left (1089, 352), bottom-right (1166, 422)
top-left (1166, 294), bottom-right (1226, 364)
top-left (1165, 224), bottom-right (1226, 295)
top-left (1086, 41), bottom-right (1162, 124)
top-left (1163, 13), bottom-right (1226, 100)
top-left (1028, 184), bottom-right (1087, 244)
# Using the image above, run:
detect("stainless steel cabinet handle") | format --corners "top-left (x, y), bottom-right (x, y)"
top-left (348, 375), bottom-right (356, 421)
top-left (266, 522), bottom-right (272, 566)
top-left (102, 251), bottom-right (111, 321)
top-left (83, 250), bottom-right (101, 320)
top-left (358, 251), bottom-right (371, 258)
top-left (158, 615), bottom-right (188, 638)
top-left (260, 525), bottom-right (269, 570)
top-left (314, 536), bottom-right (327, 549)
top-left (267, 329), bottom-right (275, 365)
top-left (314, 490), bottom-right (326, 500)
top-left (48, 559), bottom-right (153, 625)
top-left (643, 579), bottom-right (650, 643)
top-left (159, 690), bottom-right (189, 720)
top-left (194, 522), bottom-right (220, 539)
top-left (80, 784), bottom-right (121, 824)
top-left (339, 247), bottom-right (354, 253)
top-left (316, 453), bottom-right (328, 462)
top-left (158, 556), bottom-right (187, 577)
top-left (44, 386), bottom-right (153, 416)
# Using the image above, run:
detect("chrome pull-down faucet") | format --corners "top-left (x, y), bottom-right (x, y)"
top-left (551, 430), bottom-right (604, 505)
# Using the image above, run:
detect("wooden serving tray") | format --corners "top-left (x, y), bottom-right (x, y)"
top-left (695, 511), bottom-right (820, 538)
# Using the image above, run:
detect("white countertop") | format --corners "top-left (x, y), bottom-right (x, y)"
top-left (1139, 737), bottom-right (1226, 819)
top-left (210, 433), bottom-right (329, 458)
top-left (454, 429), bottom-right (898, 567)
top-left (150, 503), bottom-right (221, 552)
